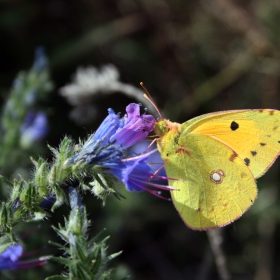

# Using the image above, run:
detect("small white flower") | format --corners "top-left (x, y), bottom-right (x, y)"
top-left (60, 64), bottom-right (157, 117)
top-left (60, 65), bottom-right (120, 105)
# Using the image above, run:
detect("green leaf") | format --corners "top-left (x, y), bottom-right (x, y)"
top-left (0, 175), bottom-right (13, 187)
top-left (108, 250), bottom-right (122, 260)
top-left (48, 241), bottom-right (70, 253)
top-left (49, 256), bottom-right (73, 266)
top-left (46, 276), bottom-right (68, 280)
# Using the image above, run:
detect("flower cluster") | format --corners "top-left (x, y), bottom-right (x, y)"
top-left (0, 102), bottom-right (173, 276)
top-left (65, 103), bottom-right (173, 197)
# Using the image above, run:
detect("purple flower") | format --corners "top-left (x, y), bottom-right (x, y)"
top-left (20, 111), bottom-right (48, 147)
top-left (105, 150), bottom-right (173, 198)
top-left (0, 244), bottom-right (22, 269)
top-left (65, 103), bottom-right (174, 197)
top-left (129, 141), bottom-right (166, 176)
top-left (65, 103), bottom-right (155, 167)
top-left (33, 47), bottom-right (48, 72)
top-left (111, 103), bottom-right (155, 149)
top-left (0, 244), bottom-right (49, 270)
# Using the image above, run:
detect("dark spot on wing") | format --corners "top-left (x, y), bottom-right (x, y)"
top-left (260, 143), bottom-right (266, 146)
top-left (244, 158), bottom-right (250, 166)
top-left (196, 208), bottom-right (201, 212)
top-left (175, 146), bottom-right (191, 156)
top-left (273, 126), bottom-right (278, 131)
top-left (269, 110), bottom-right (275, 115)
top-left (251, 151), bottom-right (257, 156)
top-left (229, 152), bottom-right (238, 162)
top-left (230, 121), bottom-right (239, 131)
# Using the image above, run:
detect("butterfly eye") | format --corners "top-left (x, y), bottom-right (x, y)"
top-left (154, 120), bottom-right (169, 135)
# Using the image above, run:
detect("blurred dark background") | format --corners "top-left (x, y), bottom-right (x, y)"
top-left (1, 0), bottom-right (280, 279)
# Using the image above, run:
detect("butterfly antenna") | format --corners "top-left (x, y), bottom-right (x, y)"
top-left (140, 82), bottom-right (163, 119)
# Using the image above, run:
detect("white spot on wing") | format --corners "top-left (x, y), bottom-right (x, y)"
top-left (210, 169), bottom-right (225, 184)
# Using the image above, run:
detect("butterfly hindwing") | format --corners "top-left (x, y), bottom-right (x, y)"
top-left (158, 128), bottom-right (257, 230)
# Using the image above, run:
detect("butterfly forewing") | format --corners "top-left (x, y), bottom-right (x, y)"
top-left (183, 109), bottom-right (280, 179)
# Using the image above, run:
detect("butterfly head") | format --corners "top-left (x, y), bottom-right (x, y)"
top-left (139, 82), bottom-right (179, 136)
top-left (154, 119), bottom-right (180, 136)
top-left (154, 119), bottom-right (169, 136)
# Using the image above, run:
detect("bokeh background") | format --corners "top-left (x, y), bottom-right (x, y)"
top-left (1, 0), bottom-right (280, 279)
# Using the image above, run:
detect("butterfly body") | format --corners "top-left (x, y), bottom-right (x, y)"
top-left (155, 109), bottom-right (280, 230)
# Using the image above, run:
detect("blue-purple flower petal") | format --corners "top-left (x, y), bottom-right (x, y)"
top-left (33, 46), bottom-right (48, 72)
top-left (0, 244), bottom-right (49, 270)
top-left (0, 244), bottom-right (23, 269)
top-left (122, 158), bottom-right (152, 192)
top-left (90, 108), bottom-right (121, 146)
top-left (111, 104), bottom-right (155, 148)
top-left (20, 111), bottom-right (49, 147)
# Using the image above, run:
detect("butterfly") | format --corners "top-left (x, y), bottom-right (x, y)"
top-left (153, 109), bottom-right (280, 230)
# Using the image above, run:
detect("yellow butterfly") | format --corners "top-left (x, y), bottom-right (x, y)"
top-left (154, 109), bottom-right (280, 230)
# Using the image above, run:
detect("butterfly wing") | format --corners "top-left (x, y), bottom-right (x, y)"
top-left (159, 129), bottom-right (256, 230)
top-left (183, 109), bottom-right (280, 179)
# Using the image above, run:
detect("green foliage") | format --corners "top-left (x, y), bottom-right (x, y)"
top-left (0, 51), bottom-right (123, 279)
top-left (0, 50), bottom-right (53, 174)
top-left (48, 205), bottom-right (121, 280)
